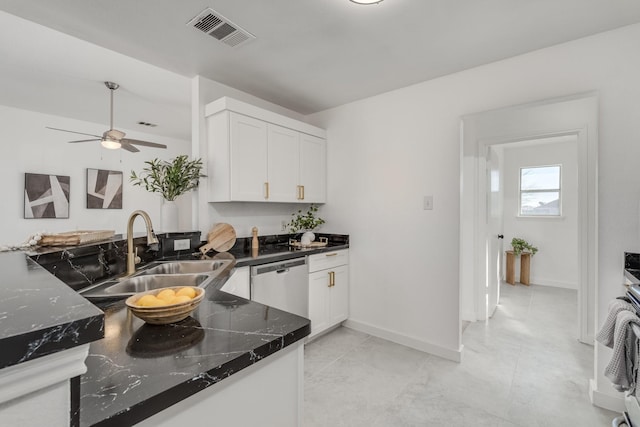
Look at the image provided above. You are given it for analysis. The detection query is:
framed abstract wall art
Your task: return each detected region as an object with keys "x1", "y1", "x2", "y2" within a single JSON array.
[
  {"x1": 24, "y1": 173, "x2": 70, "y2": 219},
  {"x1": 86, "y1": 168, "x2": 123, "y2": 209}
]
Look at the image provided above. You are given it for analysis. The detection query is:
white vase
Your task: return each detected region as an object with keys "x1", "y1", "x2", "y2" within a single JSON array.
[
  {"x1": 301, "y1": 231, "x2": 315, "y2": 247},
  {"x1": 161, "y1": 200, "x2": 179, "y2": 232}
]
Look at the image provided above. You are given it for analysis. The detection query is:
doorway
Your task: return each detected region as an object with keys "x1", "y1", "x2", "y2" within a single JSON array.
[{"x1": 459, "y1": 93, "x2": 598, "y2": 345}]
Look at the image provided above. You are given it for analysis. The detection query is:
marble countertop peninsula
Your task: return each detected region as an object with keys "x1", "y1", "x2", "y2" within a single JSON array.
[
  {"x1": 3, "y1": 232, "x2": 348, "y2": 426},
  {"x1": 0, "y1": 251, "x2": 104, "y2": 369}
]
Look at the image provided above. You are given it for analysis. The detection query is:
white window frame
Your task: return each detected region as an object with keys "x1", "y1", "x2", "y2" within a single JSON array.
[{"x1": 518, "y1": 164, "x2": 562, "y2": 217}]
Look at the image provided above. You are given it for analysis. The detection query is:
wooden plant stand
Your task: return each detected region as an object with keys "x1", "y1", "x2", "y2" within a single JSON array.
[{"x1": 505, "y1": 250, "x2": 531, "y2": 286}]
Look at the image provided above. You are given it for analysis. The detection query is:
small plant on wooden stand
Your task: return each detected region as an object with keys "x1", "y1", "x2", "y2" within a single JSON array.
[
  {"x1": 287, "y1": 204, "x2": 325, "y2": 233},
  {"x1": 511, "y1": 237, "x2": 538, "y2": 256}
]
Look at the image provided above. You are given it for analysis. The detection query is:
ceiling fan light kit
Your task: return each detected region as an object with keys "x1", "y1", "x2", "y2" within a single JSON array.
[
  {"x1": 46, "y1": 81, "x2": 167, "y2": 153},
  {"x1": 101, "y1": 139, "x2": 121, "y2": 150}
]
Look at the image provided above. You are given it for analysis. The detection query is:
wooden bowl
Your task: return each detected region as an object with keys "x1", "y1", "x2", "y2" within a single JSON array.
[{"x1": 125, "y1": 286, "x2": 205, "y2": 325}]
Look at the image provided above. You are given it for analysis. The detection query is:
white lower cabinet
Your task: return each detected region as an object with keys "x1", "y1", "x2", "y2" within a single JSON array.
[
  {"x1": 138, "y1": 341, "x2": 304, "y2": 427},
  {"x1": 220, "y1": 266, "x2": 250, "y2": 299},
  {"x1": 308, "y1": 250, "x2": 349, "y2": 339}
]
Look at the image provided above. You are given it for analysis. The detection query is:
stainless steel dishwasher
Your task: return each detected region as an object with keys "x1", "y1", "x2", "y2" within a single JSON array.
[{"x1": 250, "y1": 257, "x2": 308, "y2": 318}]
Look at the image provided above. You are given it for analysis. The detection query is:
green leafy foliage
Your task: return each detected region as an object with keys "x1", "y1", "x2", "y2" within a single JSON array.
[
  {"x1": 130, "y1": 155, "x2": 205, "y2": 201},
  {"x1": 511, "y1": 237, "x2": 538, "y2": 256},
  {"x1": 287, "y1": 204, "x2": 325, "y2": 233}
]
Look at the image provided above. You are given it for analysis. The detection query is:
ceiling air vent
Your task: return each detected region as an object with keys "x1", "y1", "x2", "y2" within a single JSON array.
[{"x1": 188, "y1": 8, "x2": 255, "y2": 48}]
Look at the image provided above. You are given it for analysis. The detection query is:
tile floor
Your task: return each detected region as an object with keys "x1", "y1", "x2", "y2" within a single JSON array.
[{"x1": 304, "y1": 282, "x2": 618, "y2": 426}]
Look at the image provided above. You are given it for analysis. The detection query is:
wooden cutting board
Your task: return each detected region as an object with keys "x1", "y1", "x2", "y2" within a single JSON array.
[
  {"x1": 199, "y1": 223, "x2": 236, "y2": 254},
  {"x1": 40, "y1": 230, "x2": 115, "y2": 246}
]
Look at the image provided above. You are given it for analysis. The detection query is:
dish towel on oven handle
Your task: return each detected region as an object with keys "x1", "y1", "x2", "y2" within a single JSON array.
[
  {"x1": 596, "y1": 299, "x2": 636, "y2": 348},
  {"x1": 603, "y1": 310, "x2": 640, "y2": 392}
]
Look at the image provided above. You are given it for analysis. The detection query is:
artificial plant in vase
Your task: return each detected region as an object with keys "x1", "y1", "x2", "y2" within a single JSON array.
[
  {"x1": 130, "y1": 155, "x2": 205, "y2": 231},
  {"x1": 510, "y1": 237, "x2": 538, "y2": 256}
]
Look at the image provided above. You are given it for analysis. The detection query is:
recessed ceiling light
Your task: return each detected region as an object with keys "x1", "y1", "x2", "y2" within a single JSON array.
[{"x1": 350, "y1": 0, "x2": 384, "y2": 4}]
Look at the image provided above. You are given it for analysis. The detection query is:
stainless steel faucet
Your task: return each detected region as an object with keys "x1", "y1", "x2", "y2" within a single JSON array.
[{"x1": 126, "y1": 210, "x2": 159, "y2": 276}]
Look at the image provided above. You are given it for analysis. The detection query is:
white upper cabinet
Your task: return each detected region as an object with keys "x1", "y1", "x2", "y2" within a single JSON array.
[
  {"x1": 206, "y1": 97, "x2": 326, "y2": 203},
  {"x1": 267, "y1": 124, "x2": 299, "y2": 202},
  {"x1": 230, "y1": 113, "x2": 268, "y2": 201},
  {"x1": 299, "y1": 133, "x2": 326, "y2": 203}
]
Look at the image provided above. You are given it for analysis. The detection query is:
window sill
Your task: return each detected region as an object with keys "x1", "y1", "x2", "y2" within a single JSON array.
[{"x1": 516, "y1": 215, "x2": 566, "y2": 220}]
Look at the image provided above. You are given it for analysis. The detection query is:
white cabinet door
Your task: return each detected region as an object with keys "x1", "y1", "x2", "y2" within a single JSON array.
[
  {"x1": 299, "y1": 133, "x2": 326, "y2": 203},
  {"x1": 308, "y1": 256, "x2": 349, "y2": 339},
  {"x1": 329, "y1": 265, "x2": 349, "y2": 325},
  {"x1": 207, "y1": 104, "x2": 326, "y2": 203},
  {"x1": 308, "y1": 270, "x2": 331, "y2": 337},
  {"x1": 230, "y1": 113, "x2": 268, "y2": 201},
  {"x1": 220, "y1": 267, "x2": 250, "y2": 299},
  {"x1": 267, "y1": 124, "x2": 299, "y2": 202}
]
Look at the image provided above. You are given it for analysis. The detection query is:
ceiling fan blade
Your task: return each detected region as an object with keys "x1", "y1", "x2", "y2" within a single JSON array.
[
  {"x1": 120, "y1": 142, "x2": 140, "y2": 153},
  {"x1": 122, "y1": 138, "x2": 167, "y2": 149},
  {"x1": 68, "y1": 139, "x2": 101, "y2": 143},
  {"x1": 46, "y1": 127, "x2": 102, "y2": 138}
]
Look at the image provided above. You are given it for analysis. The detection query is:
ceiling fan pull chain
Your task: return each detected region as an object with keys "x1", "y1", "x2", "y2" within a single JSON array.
[{"x1": 110, "y1": 86, "x2": 114, "y2": 130}]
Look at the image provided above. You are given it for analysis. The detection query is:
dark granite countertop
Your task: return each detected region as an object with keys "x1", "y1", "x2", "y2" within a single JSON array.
[
  {"x1": 625, "y1": 252, "x2": 640, "y2": 284},
  {"x1": 77, "y1": 234, "x2": 348, "y2": 426},
  {"x1": 79, "y1": 259, "x2": 311, "y2": 427},
  {"x1": 4, "y1": 232, "x2": 348, "y2": 426},
  {"x1": 0, "y1": 251, "x2": 104, "y2": 370}
]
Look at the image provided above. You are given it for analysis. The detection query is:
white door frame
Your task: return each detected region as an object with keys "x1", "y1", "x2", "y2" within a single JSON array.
[{"x1": 459, "y1": 92, "x2": 598, "y2": 344}]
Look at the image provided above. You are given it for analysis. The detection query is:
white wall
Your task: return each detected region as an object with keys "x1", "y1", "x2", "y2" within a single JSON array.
[
  {"x1": 308, "y1": 21, "x2": 640, "y2": 397},
  {"x1": 502, "y1": 138, "x2": 579, "y2": 289},
  {"x1": 0, "y1": 105, "x2": 191, "y2": 245}
]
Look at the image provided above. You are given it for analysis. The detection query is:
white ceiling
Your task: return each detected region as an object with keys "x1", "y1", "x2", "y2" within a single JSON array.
[{"x1": 1, "y1": 0, "x2": 640, "y2": 139}]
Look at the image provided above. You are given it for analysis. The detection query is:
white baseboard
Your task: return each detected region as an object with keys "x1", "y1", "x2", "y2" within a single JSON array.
[
  {"x1": 461, "y1": 310, "x2": 477, "y2": 322},
  {"x1": 589, "y1": 378, "x2": 625, "y2": 412},
  {"x1": 343, "y1": 319, "x2": 462, "y2": 363},
  {"x1": 580, "y1": 333, "x2": 595, "y2": 345},
  {"x1": 530, "y1": 278, "x2": 578, "y2": 289}
]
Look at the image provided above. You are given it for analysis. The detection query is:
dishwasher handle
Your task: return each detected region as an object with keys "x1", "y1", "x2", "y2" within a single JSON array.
[{"x1": 251, "y1": 257, "x2": 307, "y2": 276}]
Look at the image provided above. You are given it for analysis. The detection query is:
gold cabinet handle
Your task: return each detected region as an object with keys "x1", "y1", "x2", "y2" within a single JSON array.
[
  {"x1": 325, "y1": 253, "x2": 338, "y2": 257},
  {"x1": 297, "y1": 185, "x2": 302, "y2": 200},
  {"x1": 328, "y1": 271, "x2": 335, "y2": 287},
  {"x1": 301, "y1": 185, "x2": 305, "y2": 200},
  {"x1": 264, "y1": 182, "x2": 269, "y2": 199}
]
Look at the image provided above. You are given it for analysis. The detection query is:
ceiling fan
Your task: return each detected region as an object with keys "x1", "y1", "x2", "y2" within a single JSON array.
[{"x1": 47, "y1": 81, "x2": 167, "y2": 153}]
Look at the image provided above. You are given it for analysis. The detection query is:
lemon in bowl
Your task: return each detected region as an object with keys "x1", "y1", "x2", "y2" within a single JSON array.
[{"x1": 125, "y1": 286, "x2": 205, "y2": 325}]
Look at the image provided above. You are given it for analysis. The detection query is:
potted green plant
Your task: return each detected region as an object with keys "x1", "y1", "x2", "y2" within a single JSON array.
[
  {"x1": 130, "y1": 155, "x2": 205, "y2": 231},
  {"x1": 287, "y1": 204, "x2": 325, "y2": 246},
  {"x1": 510, "y1": 237, "x2": 538, "y2": 255}
]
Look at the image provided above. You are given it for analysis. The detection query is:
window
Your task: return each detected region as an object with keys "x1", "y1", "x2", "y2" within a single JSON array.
[{"x1": 519, "y1": 165, "x2": 561, "y2": 216}]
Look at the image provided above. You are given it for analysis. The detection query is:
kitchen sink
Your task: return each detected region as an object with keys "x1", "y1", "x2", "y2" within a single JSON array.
[
  {"x1": 137, "y1": 260, "x2": 232, "y2": 275},
  {"x1": 101, "y1": 273, "x2": 211, "y2": 295},
  {"x1": 79, "y1": 259, "x2": 234, "y2": 300}
]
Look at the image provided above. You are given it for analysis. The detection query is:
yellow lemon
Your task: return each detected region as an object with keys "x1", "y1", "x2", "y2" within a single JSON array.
[
  {"x1": 176, "y1": 287, "x2": 196, "y2": 299},
  {"x1": 170, "y1": 295, "x2": 192, "y2": 305},
  {"x1": 156, "y1": 289, "x2": 176, "y2": 301},
  {"x1": 137, "y1": 294, "x2": 164, "y2": 307}
]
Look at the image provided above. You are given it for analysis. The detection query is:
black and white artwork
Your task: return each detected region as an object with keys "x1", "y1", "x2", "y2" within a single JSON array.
[
  {"x1": 86, "y1": 169, "x2": 123, "y2": 209},
  {"x1": 24, "y1": 173, "x2": 70, "y2": 219}
]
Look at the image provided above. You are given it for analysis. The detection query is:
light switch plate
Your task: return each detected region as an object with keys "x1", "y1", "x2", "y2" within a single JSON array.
[
  {"x1": 423, "y1": 195, "x2": 433, "y2": 210},
  {"x1": 173, "y1": 239, "x2": 191, "y2": 251}
]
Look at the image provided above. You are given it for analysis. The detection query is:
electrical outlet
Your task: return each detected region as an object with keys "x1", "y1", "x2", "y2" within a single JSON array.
[
  {"x1": 281, "y1": 220, "x2": 288, "y2": 232},
  {"x1": 423, "y1": 195, "x2": 434, "y2": 210},
  {"x1": 173, "y1": 239, "x2": 190, "y2": 251}
]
